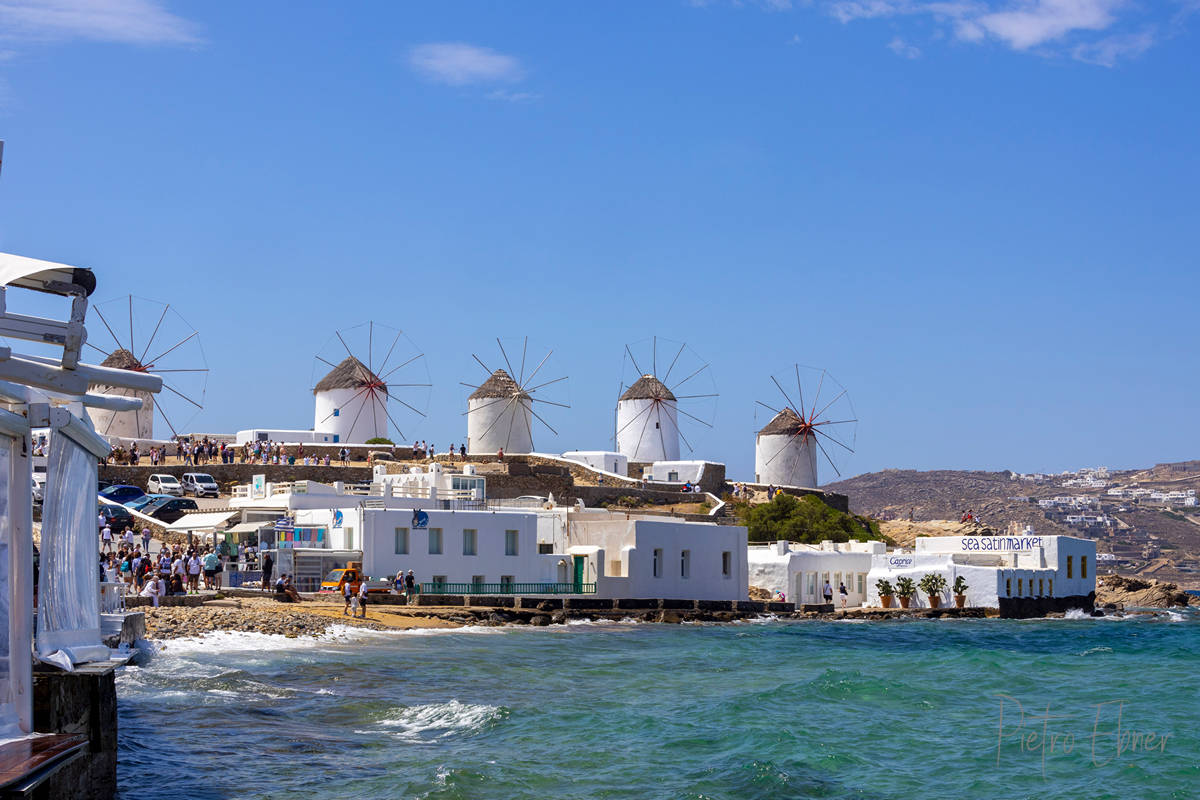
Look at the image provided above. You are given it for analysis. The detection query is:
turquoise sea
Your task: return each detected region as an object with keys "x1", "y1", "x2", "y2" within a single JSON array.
[{"x1": 116, "y1": 611, "x2": 1200, "y2": 799}]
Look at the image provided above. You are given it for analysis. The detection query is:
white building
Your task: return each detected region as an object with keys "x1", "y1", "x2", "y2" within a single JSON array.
[
  {"x1": 236, "y1": 428, "x2": 339, "y2": 445},
  {"x1": 229, "y1": 468, "x2": 747, "y2": 601},
  {"x1": 643, "y1": 460, "x2": 709, "y2": 485},
  {"x1": 616, "y1": 375, "x2": 679, "y2": 463},
  {"x1": 562, "y1": 450, "x2": 628, "y2": 477},
  {"x1": 754, "y1": 408, "x2": 817, "y2": 488},
  {"x1": 864, "y1": 532, "x2": 1097, "y2": 610},
  {"x1": 748, "y1": 539, "x2": 888, "y2": 606},
  {"x1": 467, "y1": 369, "x2": 533, "y2": 455},
  {"x1": 312, "y1": 356, "x2": 388, "y2": 444}
]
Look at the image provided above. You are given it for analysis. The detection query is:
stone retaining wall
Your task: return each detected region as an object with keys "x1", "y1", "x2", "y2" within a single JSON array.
[{"x1": 99, "y1": 463, "x2": 373, "y2": 492}]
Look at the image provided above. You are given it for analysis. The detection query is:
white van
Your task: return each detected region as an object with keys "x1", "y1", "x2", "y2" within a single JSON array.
[
  {"x1": 147, "y1": 474, "x2": 183, "y2": 496},
  {"x1": 181, "y1": 473, "x2": 220, "y2": 498}
]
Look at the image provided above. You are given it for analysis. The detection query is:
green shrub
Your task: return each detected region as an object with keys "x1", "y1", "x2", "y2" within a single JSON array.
[
  {"x1": 952, "y1": 576, "x2": 969, "y2": 596},
  {"x1": 875, "y1": 578, "x2": 895, "y2": 597},
  {"x1": 365, "y1": 437, "x2": 394, "y2": 445},
  {"x1": 895, "y1": 577, "x2": 916, "y2": 598},
  {"x1": 734, "y1": 492, "x2": 882, "y2": 544},
  {"x1": 919, "y1": 573, "x2": 947, "y2": 597}
]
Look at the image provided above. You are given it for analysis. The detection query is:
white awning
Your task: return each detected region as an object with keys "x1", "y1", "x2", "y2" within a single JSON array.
[
  {"x1": 164, "y1": 511, "x2": 238, "y2": 532},
  {"x1": 0, "y1": 251, "x2": 95, "y2": 296},
  {"x1": 226, "y1": 522, "x2": 270, "y2": 535}
]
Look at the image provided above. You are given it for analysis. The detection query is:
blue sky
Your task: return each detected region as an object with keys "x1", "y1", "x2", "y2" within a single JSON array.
[{"x1": 0, "y1": 0, "x2": 1197, "y2": 482}]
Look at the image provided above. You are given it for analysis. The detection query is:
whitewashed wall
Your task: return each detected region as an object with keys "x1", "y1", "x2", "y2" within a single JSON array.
[
  {"x1": 754, "y1": 432, "x2": 818, "y2": 488},
  {"x1": 467, "y1": 396, "x2": 533, "y2": 455},
  {"x1": 314, "y1": 387, "x2": 388, "y2": 444},
  {"x1": 616, "y1": 398, "x2": 679, "y2": 462}
]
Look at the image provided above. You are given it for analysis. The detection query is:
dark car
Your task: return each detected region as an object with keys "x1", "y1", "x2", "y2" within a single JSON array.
[
  {"x1": 142, "y1": 497, "x2": 199, "y2": 524},
  {"x1": 126, "y1": 494, "x2": 172, "y2": 513},
  {"x1": 98, "y1": 504, "x2": 135, "y2": 529},
  {"x1": 99, "y1": 485, "x2": 146, "y2": 504}
]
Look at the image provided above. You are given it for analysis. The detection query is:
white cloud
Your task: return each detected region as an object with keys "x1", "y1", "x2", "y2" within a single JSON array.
[
  {"x1": 1071, "y1": 28, "x2": 1154, "y2": 65},
  {"x1": 977, "y1": 0, "x2": 1125, "y2": 49},
  {"x1": 409, "y1": 42, "x2": 524, "y2": 85},
  {"x1": 821, "y1": 0, "x2": 1160, "y2": 64},
  {"x1": 887, "y1": 35, "x2": 922, "y2": 56},
  {"x1": 0, "y1": 0, "x2": 199, "y2": 45}
]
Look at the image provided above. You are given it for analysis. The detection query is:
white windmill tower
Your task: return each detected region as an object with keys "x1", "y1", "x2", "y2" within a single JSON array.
[
  {"x1": 754, "y1": 365, "x2": 857, "y2": 488},
  {"x1": 312, "y1": 322, "x2": 430, "y2": 444},
  {"x1": 85, "y1": 295, "x2": 208, "y2": 442},
  {"x1": 463, "y1": 338, "x2": 568, "y2": 455},
  {"x1": 615, "y1": 336, "x2": 717, "y2": 463}
]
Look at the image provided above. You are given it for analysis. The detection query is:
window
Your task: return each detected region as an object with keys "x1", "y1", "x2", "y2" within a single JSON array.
[
  {"x1": 722, "y1": 551, "x2": 732, "y2": 578},
  {"x1": 1018, "y1": 578, "x2": 1023, "y2": 596},
  {"x1": 610, "y1": 560, "x2": 623, "y2": 577},
  {"x1": 857, "y1": 573, "x2": 865, "y2": 595},
  {"x1": 1081, "y1": 556, "x2": 1088, "y2": 579},
  {"x1": 807, "y1": 573, "x2": 816, "y2": 598},
  {"x1": 1006, "y1": 578, "x2": 1011, "y2": 596},
  {"x1": 538, "y1": 543, "x2": 553, "y2": 554},
  {"x1": 1038, "y1": 578, "x2": 1044, "y2": 596},
  {"x1": 432, "y1": 575, "x2": 447, "y2": 586},
  {"x1": 428, "y1": 528, "x2": 443, "y2": 555},
  {"x1": 653, "y1": 548, "x2": 663, "y2": 578},
  {"x1": 1067, "y1": 556, "x2": 1074, "y2": 579},
  {"x1": 332, "y1": 408, "x2": 339, "y2": 417},
  {"x1": 504, "y1": 530, "x2": 519, "y2": 556},
  {"x1": 472, "y1": 575, "x2": 485, "y2": 587},
  {"x1": 1048, "y1": 578, "x2": 1053, "y2": 595},
  {"x1": 462, "y1": 529, "x2": 477, "y2": 556},
  {"x1": 394, "y1": 527, "x2": 408, "y2": 555},
  {"x1": 344, "y1": 527, "x2": 354, "y2": 550},
  {"x1": 681, "y1": 549, "x2": 691, "y2": 579},
  {"x1": 500, "y1": 575, "x2": 514, "y2": 588}
]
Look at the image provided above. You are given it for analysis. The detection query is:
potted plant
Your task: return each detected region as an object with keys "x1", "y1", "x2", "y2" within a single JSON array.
[
  {"x1": 919, "y1": 573, "x2": 947, "y2": 609},
  {"x1": 876, "y1": 578, "x2": 895, "y2": 609},
  {"x1": 895, "y1": 577, "x2": 916, "y2": 609},
  {"x1": 952, "y1": 575, "x2": 969, "y2": 608}
]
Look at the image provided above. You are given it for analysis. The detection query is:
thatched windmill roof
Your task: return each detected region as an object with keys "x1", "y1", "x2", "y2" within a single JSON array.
[
  {"x1": 100, "y1": 348, "x2": 143, "y2": 370},
  {"x1": 758, "y1": 407, "x2": 807, "y2": 436},
  {"x1": 619, "y1": 374, "x2": 675, "y2": 402},
  {"x1": 313, "y1": 356, "x2": 385, "y2": 395},
  {"x1": 469, "y1": 369, "x2": 529, "y2": 401}
]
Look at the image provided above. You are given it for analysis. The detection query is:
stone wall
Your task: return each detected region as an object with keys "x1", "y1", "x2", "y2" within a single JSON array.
[
  {"x1": 100, "y1": 463, "x2": 373, "y2": 492},
  {"x1": 33, "y1": 663, "x2": 118, "y2": 800}
]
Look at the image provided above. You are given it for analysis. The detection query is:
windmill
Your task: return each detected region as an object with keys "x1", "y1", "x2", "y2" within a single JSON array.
[
  {"x1": 84, "y1": 295, "x2": 208, "y2": 441},
  {"x1": 462, "y1": 337, "x2": 568, "y2": 455},
  {"x1": 615, "y1": 336, "x2": 717, "y2": 463},
  {"x1": 754, "y1": 365, "x2": 857, "y2": 488},
  {"x1": 312, "y1": 322, "x2": 430, "y2": 444}
]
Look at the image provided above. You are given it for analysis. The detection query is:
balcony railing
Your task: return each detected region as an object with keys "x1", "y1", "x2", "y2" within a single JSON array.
[{"x1": 420, "y1": 582, "x2": 596, "y2": 595}]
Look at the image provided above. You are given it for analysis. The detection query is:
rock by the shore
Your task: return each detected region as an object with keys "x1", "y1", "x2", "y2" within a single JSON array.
[
  {"x1": 1096, "y1": 574, "x2": 1193, "y2": 609},
  {"x1": 142, "y1": 603, "x2": 386, "y2": 640}
]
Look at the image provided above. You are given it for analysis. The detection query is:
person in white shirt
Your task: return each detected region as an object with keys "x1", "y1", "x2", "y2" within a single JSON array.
[
  {"x1": 356, "y1": 580, "x2": 370, "y2": 619},
  {"x1": 122, "y1": 528, "x2": 134, "y2": 548},
  {"x1": 187, "y1": 554, "x2": 202, "y2": 593},
  {"x1": 140, "y1": 575, "x2": 164, "y2": 607},
  {"x1": 101, "y1": 525, "x2": 113, "y2": 553}
]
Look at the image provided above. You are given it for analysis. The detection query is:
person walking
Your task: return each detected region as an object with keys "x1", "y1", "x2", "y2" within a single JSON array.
[
  {"x1": 101, "y1": 524, "x2": 113, "y2": 553},
  {"x1": 187, "y1": 552, "x2": 202, "y2": 594},
  {"x1": 141, "y1": 526, "x2": 152, "y2": 554},
  {"x1": 342, "y1": 579, "x2": 353, "y2": 616},
  {"x1": 356, "y1": 580, "x2": 369, "y2": 619},
  {"x1": 822, "y1": 580, "x2": 834, "y2": 606},
  {"x1": 404, "y1": 570, "x2": 416, "y2": 605},
  {"x1": 839, "y1": 582, "x2": 848, "y2": 608},
  {"x1": 261, "y1": 552, "x2": 274, "y2": 592}
]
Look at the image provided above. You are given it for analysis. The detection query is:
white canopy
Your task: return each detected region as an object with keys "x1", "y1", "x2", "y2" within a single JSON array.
[
  {"x1": 0, "y1": 251, "x2": 94, "y2": 296},
  {"x1": 164, "y1": 511, "x2": 237, "y2": 533}
]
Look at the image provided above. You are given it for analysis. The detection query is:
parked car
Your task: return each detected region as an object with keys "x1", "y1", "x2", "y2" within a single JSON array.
[
  {"x1": 146, "y1": 474, "x2": 183, "y2": 496},
  {"x1": 180, "y1": 473, "x2": 220, "y2": 498},
  {"x1": 98, "y1": 504, "x2": 135, "y2": 529},
  {"x1": 141, "y1": 496, "x2": 199, "y2": 524},
  {"x1": 99, "y1": 484, "x2": 146, "y2": 504},
  {"x1": 31, "y1": 474, "x2": 45, "y2": 505},
  {"x1": 97, "y1": 479, "x2": 113, "y2": 492},
  {"x1": 126, "y1": 493, "x2": 172, "y2": 513}
]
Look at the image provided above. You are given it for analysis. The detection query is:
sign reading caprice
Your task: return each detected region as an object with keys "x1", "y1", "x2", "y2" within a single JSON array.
[
  {"x1": 959, "y1": 536, "x2": 1044, "y2": 552},
  {"x1": 887, "y1": 556, "x2": 914, "y2": 569}
]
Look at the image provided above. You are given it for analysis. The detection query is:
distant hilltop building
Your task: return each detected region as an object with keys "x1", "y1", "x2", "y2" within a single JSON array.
[
  {"x1": 467, "y1": 369, "x2": 533, "y2": 455},
  {"x1": 313, "y1": 356, "x2": 388, "y2": 444},
  {"x1": 616, "y1": 375, "x2": 679, "y2": 463}
]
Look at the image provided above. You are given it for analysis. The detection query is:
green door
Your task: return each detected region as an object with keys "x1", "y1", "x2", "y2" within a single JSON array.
[{"x1": 572, "y1": 555, "x2": 585, "y2": 591}]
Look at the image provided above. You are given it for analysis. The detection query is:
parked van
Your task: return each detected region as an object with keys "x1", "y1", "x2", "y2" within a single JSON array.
[
  {"x1": 181, "y1": 473, "x2": 220, "y2": 498},
  {"x1": 147, "y1": 474, "x2": 183, "y2": 496}
]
